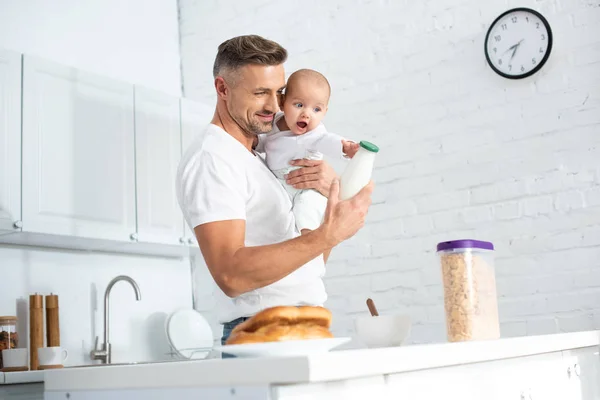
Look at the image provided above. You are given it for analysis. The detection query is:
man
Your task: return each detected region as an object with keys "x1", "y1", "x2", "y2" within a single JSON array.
[{"x1": 175, "y1": 35, "x2": 373, "y2": 346}]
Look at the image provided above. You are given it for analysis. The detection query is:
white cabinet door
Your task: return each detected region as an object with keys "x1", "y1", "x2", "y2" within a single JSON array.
[
  {"x1": 21, "y1": 55, "x2": 136, "y2": 241},
  {"x1": 180, "y1": 97, "x2": 213, "y2": 246},
  {"x1": 0, "y1": 49, "x2": 22, "y2": 234},
  {"x1": 134, "y1": 86, "x2": 183, "y2": 245}
]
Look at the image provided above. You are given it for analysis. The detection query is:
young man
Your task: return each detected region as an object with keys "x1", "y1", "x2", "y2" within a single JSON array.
[{"x1": 175, "y1": 35, "x2": 373, "y2": 347}]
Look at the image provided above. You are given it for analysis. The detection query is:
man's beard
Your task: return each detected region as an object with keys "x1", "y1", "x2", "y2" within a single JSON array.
[
  {"x1": 229, "y1": 105, "x2": 274, "y2": 136},
  {"x1": 247, "y1": 117, "x2": 274, "y2": 135}
]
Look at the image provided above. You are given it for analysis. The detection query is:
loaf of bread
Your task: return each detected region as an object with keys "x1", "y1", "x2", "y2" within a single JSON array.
[{"x1": 226, "y1": 305, "x2": 334, "y2": 345}]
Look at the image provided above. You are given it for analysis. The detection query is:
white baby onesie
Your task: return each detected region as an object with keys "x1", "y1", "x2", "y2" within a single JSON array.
[{"x1": 256, "y1": 112, "x2": 348, "y2": 231}]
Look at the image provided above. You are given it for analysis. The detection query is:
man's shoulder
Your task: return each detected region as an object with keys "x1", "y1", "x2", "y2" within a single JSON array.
[
  {"x1": 177, "y1": 125, "x2": 246, "y2": 184},
  {"x1": 182, "y1": 124, "x2": 240, "y2": 162}
]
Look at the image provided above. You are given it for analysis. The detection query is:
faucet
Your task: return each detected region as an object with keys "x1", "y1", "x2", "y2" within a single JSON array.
[{"x1": 91, "y1": 275, "x2": 142, "y2": 364}]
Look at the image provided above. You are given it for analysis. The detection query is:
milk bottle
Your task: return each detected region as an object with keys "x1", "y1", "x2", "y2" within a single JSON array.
[{"x1": 339, "y1": 140, "x2": 379, "y2": 201}]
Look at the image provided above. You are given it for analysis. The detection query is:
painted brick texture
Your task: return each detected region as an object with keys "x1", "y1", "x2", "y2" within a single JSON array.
[{"x1": 179, "y1": 0, "x2": 600, "y2": 344}]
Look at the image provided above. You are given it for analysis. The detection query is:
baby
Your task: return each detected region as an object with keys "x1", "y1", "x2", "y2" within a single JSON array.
[{"x1": 255, "y1": 69, "x2": 358, "y2": 235}]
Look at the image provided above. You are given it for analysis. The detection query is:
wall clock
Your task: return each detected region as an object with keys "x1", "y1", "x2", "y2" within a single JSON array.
[{"x1": 484, "y1": 7, "x2": 553, "y2": 79}]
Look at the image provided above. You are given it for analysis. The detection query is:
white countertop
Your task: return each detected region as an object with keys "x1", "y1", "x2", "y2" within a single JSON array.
[
  {"x1": 44, "y1": 330, "x2": 600, "y2": 392},
  {"x1": 0, "y1": 370, "x2": 44, "y2": 385}
]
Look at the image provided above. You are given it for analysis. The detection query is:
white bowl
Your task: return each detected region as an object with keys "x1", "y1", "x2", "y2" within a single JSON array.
[{"x1": 354, "y1": 314, "x2": 411, "y2": 348}]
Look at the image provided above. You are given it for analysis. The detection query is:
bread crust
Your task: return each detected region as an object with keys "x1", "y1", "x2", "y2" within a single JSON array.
[
  {"x1": 226, "y1": 323, "x2": 333, "y2": 345},
  {"x1": 225, "y1": 306, "x2": 334, "y2": 345},
  {"x1": 231, "y1": 306, "x2": 332, "y2": 335}
]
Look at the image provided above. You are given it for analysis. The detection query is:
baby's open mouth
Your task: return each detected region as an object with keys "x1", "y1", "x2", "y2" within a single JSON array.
[{"x1": 296, "y1": 121, "x2": 307, "y2": 129}]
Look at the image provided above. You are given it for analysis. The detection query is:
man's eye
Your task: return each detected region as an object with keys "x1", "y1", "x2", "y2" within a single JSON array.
[{"x1": 255, "y1": 92, "x2": 266, "y2": 96}]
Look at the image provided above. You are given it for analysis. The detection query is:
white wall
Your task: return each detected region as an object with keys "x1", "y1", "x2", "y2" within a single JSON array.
[
  {"x1": 0, "y1": 1, "x2": 200, "y2": 366},
  {"x1": 0, "y1": 0, "x2": 182, "y2": 95},
  {"x1": 179, "y1": 0, "x2": 600, "y2": 344},
  {"x1": 0, "y1": 246, "x2": 193, "y2": 365}
]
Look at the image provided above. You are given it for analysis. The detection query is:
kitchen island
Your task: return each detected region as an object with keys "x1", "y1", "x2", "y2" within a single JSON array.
[{"x1": 40, "y1": 330, "x2": 600, "y2": 399}]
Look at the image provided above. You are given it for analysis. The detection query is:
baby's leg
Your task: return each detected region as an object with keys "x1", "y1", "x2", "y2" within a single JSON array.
[{"x1": 293, "y1": 189, "x2": 328, "y2": 234}]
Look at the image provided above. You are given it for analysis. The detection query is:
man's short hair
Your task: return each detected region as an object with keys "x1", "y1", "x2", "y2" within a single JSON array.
[{"x1": 213, "y1": 35, "x2": 288, "y2": 79}]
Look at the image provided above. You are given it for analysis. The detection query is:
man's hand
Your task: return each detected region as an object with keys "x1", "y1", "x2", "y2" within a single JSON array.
[
  {"x1": 286, "y1": 159, "x2": 338, "y2": 197},
  {"x1": 342, "y1": 140, "x2": 360, "y2": 158},
  {"x1": 318, "y1": 179, "x2": 374, "y2": 246}
]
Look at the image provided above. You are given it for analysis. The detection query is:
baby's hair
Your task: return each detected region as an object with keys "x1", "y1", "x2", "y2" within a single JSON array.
[{"x1": 286, "y1": 69, "x2": 331, "y2": 100}]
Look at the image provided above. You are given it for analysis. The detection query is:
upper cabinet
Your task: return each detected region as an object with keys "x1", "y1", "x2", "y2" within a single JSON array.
[
  {"x1": 0, "y1": 49, "x2": 213, "y2": 257},
  {"x1": 134, "y1": 86, "x2": 183, "y2": 246},
  {"x1": 180, "y1": 97, "x2": 213, "y2": 247},
  {"x1": 0, "y1": 49, "x2": 22, "y2": 235},
  {"x1": 21, "y1": 55, "x2": 137, "y2": 242}
]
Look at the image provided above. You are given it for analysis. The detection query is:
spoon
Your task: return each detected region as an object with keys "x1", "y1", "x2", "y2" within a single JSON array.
[{"x1": 366, "y1": 298, "x2": 379, "y2": 317}]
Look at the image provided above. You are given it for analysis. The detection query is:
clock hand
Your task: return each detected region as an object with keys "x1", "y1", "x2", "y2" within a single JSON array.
[
  {"x1": 510, "y1": 39, "x2": 525, "y2": 60},
  {"x1": 503, "y1": 39, "x2": 525, "y2": 56},
  {"x1": 503, "y1": 43, "x2": 519, "y2": 55}
]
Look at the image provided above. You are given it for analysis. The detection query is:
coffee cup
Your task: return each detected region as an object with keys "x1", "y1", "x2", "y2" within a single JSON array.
[
  {"x1": 1, "y1": 348, "x2": 28, "y2": 368},
  {"x1": 37, "y1": 347, "x2": 68, "y2": 366}
]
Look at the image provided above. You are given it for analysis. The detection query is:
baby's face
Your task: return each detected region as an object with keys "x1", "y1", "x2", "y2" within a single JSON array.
[{"x1": 282, "y1": 81, "x2": 329, "y2": 135}]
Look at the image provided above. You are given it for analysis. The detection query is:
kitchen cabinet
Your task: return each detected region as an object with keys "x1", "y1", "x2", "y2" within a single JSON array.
[
  {"x1": 21, "y1": 55, "x2": 137, "y2": 242},
  {"x1": 0, "y1": 49, "x2": 214, "y2": 257},
  {"x1": 43, "y1": 331, "x2": 600, "y2": 400},
  {"x1": 134, "y1": 86, "x2": 183, "y2": 246},
  {"x1": 180, "y1": 97, "x2": 213, "y2": 247},
  {"x1": 0, "y1": 49, "x2": 22, "y2": 235}
]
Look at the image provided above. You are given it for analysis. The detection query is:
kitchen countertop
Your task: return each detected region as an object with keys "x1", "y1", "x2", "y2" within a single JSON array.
[
  {"x1": 44, "y1": 330, "x2": 600, "y2": 392},
  {"x1": 0, "y1": 370, "x2": 44, "y2": 385}
]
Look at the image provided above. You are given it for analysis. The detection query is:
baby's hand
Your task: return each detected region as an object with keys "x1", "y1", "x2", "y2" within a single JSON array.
[{"x1": 342, "y1": 140, "x2": 360, "y2": 158}]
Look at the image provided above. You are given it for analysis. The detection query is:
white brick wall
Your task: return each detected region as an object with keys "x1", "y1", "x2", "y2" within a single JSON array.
[{"x1": 178, "y1": 0, "x2": 600, "y2": 344}]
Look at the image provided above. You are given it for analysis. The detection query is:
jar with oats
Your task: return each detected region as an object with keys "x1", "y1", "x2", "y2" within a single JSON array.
[{"x1": 437, "y1": 240, "x2": 500, "y2": 342}]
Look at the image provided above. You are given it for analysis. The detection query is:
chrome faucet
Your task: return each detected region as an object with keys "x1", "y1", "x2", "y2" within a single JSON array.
[{"x1": 91, "y1": 275, "x2": 142, "y2": 364}]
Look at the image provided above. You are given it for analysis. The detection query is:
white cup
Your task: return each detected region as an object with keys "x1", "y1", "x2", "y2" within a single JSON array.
[
  {"x1": 37, "y1": 347, "x2": 68, "y2": 366},
  {"x1": 2, "y1": 348, "x2": 28, "y2": 368}
]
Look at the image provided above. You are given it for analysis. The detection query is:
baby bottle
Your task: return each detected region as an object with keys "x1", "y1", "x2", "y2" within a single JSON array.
[{"x1": 339, "y1": 140, "x2": 379, "y2": 201}]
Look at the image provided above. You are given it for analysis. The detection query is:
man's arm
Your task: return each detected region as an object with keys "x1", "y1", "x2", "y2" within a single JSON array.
[
  {"x1": 195, "y1": 179, "x2": 373, "y2": 298},
  {"x1": 196, "y1": 220, "x2": 331, "y2": 298},
  {"x1": 285, "y1": 159, "x2": 338, "y2": 197}
]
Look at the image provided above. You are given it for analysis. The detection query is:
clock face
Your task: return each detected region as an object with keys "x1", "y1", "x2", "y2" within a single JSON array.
[{"x1": 485, "y1": 8, "x2": 553, "y2": 79}]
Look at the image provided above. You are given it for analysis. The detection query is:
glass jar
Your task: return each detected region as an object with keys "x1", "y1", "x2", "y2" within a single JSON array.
[
  {"x1": 0, "y1": 316, "x2": 18, "y2": 369},
  {"x1": 437, "y1": 240, "x2": 500, "y2": 342}
]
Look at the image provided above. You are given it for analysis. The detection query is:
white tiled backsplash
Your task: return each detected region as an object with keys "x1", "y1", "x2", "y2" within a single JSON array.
[{"x1": 0, "y1": 245, "x2": 194, "y2": 366}]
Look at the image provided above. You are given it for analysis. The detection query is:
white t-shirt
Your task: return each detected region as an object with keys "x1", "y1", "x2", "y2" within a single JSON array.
[
  {"x1": 175, "y1": 124, "x2": 327, "y2": 324},
  {"x1": 256, "y1": 112, "x2": 347, "y2": 173}
]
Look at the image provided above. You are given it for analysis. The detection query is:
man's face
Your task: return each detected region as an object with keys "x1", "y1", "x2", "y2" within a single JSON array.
[{"x1": 225, "y1": 64, "x2": 286, "y2": 136}]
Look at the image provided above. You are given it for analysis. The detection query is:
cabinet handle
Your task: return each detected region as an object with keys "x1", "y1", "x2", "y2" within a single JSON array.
[
  {"x1": 179, "y1": 237, "x2": 186, "y2": 244},
  {"x1": 13, "y1": 220, "x2": 23, "y2": 229},
  {"x1": 188, "y1": 238, "x2": 194, "y2": 245},
  {"x1": 130, "y1": 233, "x2": 138, "y2": 241}
]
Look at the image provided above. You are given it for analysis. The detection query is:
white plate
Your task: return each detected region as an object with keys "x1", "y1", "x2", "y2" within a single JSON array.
[
  {"x1": 165, "y1": 309, "x2": 214, "y2": 359},
  {"x1": 214, "y1": 337, "x2": 351, "y2": 358}
]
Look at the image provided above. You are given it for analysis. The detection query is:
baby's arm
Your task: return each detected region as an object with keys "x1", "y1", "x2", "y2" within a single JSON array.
[
  {"x1": 314, "y1": 131, "x2": 359, "y2": 160},
  {"x1": 342, "y1": 140, "x2": 360, "y2": 158}
]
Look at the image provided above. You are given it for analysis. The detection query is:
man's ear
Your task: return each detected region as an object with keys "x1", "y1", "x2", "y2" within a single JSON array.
[
  {"x1": 278, "y1": 93, "x2": 285, "y2": 109},
  {"x1": 214, "y1": 76, "x2": 228, "y2": 99}
]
